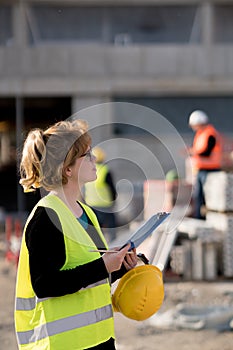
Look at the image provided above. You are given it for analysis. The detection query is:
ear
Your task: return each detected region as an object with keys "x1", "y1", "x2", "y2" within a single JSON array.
[{"x1": 65, "y1": 166, "x2": 72, "y2": 178}]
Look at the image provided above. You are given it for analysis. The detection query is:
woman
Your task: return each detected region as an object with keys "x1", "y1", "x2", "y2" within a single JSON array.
[{"x1": 15, "y1": 120, "x2": 137, "y2": 350}]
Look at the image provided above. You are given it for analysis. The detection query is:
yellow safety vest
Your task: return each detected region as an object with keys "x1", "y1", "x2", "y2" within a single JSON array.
[
  {"x1": 15, "y1": 195, "x2": 115, "y2": 350},
  {"x1": 85, "y1": 164, "x2": 113, "y2": 208}
]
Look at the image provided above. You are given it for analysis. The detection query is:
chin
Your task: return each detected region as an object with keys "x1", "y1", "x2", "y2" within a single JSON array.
[{"x1": 87, "y1": 175, "x2": 97, "y2": 183}]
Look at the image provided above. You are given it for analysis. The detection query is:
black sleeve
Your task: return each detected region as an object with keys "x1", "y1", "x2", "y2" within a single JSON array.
[
  {"x1": 25, "y1": 206, "x2": 109, "y2": 298},
  {"x1": 198, "y1": 135, "x2": 216, "y2": 156},
  {"x1": 111, "y1": 265, "x2": 128, "y2": 283},
  {"x1": 105, "y1": 172, "x2": 117, "y2": 201}
]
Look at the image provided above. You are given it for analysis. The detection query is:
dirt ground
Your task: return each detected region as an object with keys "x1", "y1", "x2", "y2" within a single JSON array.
[
  {"x1": 114, "y1": 280, "x2": 233, "y2": 350},
  {"x1": 1, "y1": 244, "x2": 233, "y2": 350}
]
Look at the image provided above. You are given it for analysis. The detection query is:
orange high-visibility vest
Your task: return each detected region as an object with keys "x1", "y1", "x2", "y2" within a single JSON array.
[{"x1": 192, "y1": 124, "x2": 222, "y2": 170}]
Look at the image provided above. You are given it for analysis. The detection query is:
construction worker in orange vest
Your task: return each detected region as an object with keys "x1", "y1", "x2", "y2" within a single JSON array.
[{"x1": 188, "y1": 110, "x2": 222, "y2": 219}]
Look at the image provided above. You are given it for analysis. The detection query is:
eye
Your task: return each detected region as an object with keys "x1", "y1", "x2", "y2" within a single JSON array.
[{"x1": 80, "y1": 148, "x2": 94, "y2": 161}]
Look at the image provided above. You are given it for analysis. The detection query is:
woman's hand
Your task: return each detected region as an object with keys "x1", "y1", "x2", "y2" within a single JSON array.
[
  {"x1": 102, "y1": 244, "x2": 135, "y2": 273},
  {"x1": 123, "y1": 248, "x2": 137, "y2": 271}
]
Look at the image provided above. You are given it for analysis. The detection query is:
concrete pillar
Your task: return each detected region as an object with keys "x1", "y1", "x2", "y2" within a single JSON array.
[
  {"x1": 12, "y1": 2, "x2": 28, "y2": 47},
  {"x1": 200, "y1": 2, "x2": 214, "y2": 77},
  {"x1": 202, "y1": 2, "x2": 214, "y2": 46}
]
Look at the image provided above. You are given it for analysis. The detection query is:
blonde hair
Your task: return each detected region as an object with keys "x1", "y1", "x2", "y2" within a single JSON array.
[{"x1": 19, "y1": 120, "x2": 91, "y2": 192}]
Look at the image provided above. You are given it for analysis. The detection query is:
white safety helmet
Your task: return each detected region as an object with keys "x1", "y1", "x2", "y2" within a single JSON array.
[{"x1": 189, "y1": 110, "x2": 209, "y2": 126}]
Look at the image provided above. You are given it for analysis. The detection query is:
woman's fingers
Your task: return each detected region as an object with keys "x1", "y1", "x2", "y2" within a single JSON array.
[
  {"x1": 102, "y1": 244, "x2": 131, "y2": 273},
  {"x1": 123, "y1": 248, "x2": 137, "y2": 271}
]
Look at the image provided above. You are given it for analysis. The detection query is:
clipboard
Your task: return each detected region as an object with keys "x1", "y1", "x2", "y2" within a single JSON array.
[{"x1": 121, "y1": 212, "x2": 170, "y2": 251}]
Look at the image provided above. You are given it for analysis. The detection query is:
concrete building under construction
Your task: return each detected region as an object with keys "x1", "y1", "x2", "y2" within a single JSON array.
[{"x1": 1, "y1": 0, "x2": 233, "y2": 212}]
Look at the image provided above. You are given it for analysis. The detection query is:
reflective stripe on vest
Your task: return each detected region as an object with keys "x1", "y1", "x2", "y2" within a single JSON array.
[
  {"x1": 17, "y1": 304, "x2": 113, "y2": 345},
  {"x1": 85, "y1": 163, "x2": 113, "y2": 207},
  {"x1": 16, "y1": 296, "x2": 36, "y2": 311},
  {"x1": 192, "y1": 124, "x2": 222, "y2": 170},
  {"x1": 16, "y1": 279, "x2": 108, "y2": 311},
  {"x1": 15, "y1": 195, "x2": 114, "y2": 349}
]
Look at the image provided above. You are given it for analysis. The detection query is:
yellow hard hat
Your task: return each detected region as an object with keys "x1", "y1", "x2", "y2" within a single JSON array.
[
  {"x1": 93, "y1": 147, "x2": 106, "y2": 163},
  {"x1": 112, "y1": 265, "x2": 164, "y2": 321}
]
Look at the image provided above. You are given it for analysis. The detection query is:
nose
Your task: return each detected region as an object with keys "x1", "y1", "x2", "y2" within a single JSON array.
[{"x1": 91, "y1": 153, "x2": 97, "y2": 162}]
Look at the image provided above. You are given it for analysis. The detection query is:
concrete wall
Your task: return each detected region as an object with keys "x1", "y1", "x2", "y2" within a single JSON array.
[
  {"x1": 1, "y1": 44, "x2": 233, "y2": 95},
  {"x1": 1, "y1": 1, "x2": 233, "y2": 96},
  {"x1": 1, "y1": 0, "x2": 233, "y2": 191}
]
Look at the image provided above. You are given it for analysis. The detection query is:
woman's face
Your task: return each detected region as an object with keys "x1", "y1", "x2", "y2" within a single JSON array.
[{"x1": 67, "y1": 147, "x2": 97, "y2": 186}]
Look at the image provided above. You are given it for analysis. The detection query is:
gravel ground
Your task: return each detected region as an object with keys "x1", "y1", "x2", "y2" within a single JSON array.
[
  {"x1": 1, "y1": 239, "x2": 233, "y2": 350},
  {"x1": 114, "y1": 280, "x2": 233, "y2": 350}
]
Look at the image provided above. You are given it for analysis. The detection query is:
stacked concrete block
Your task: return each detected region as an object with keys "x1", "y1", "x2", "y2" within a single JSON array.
[
  {"x1": 203, "y1": 241, "x2": 219, "y2": 280},
  {"x1": 170, "y1": 239, "x2": 220, "y2": 281},
  {"x1": 170, "y1": 240, "x2": 193, "y2": 280},
  {"x1": 174, "y1": 218, "x2": 221, "y2": 280},
  {"x1": 178, "y1": 217, "x2": 217, "y2": 239},
  {"x1": 204, "y1": 171, "x2": 233, "y2": 278},
  {"x1": 204, "y1": 171, "x2": 233, "y2": 212},
  {"x1": 206, "y1": 211, "x2": 233, "y2": 277},
  {"x1": 206, "y1": 211, "x2": 233, "y2": 231},
  {"x1": 223, "y1": 234, "x2": 233, "y2": 277},
  {"x1": 170, "y1": 246, "x2": 186, "y2": 276}
]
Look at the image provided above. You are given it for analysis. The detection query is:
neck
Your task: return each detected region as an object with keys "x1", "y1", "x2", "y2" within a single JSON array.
[{"x1": 50, "y1": 185, "x2": 83, "y2": 217}]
